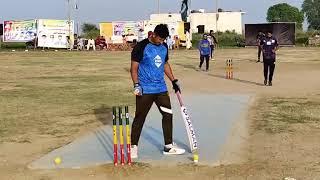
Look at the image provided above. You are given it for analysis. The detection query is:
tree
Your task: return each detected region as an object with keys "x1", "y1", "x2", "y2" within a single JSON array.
[
  {"x1": 81, "y1": 23, "x2": 100, "y2": 39},
  {"x1": 302, "y1": 0, "x2": 320, "y2": 30},
  {"x1": 267, "y1": 3, "x2": 304, "y2": 29}
]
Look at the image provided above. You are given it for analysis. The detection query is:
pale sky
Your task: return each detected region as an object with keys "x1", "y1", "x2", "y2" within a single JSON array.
[{"x1": 0, "y1": 0, "x2": 305, "y2": 27}]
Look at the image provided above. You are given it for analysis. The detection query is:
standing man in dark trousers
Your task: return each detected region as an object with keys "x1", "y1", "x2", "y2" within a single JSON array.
[
  {"x1": 260, "y1": 30, "x2": 278, "y2": 86},
  {"x1": 130, "y1": 24, "x2": 185, "y2": 159},
  {"x1": 198, "y1": 34, "x2": 211, "y2": 71},
  {"x1": 208, "y1": 30, "x2": 218, "y2": 60},
  {"x1": 256, "y1": 31, "x2": 265, "y2": 62}
]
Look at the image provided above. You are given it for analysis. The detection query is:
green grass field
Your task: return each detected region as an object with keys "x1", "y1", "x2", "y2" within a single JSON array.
[
  {"x1": 0, "y1": 51, "x2": 136, "y2": 142},
  {"x1": 1, "y1": 48, "x2": 320, "y2": 179},
  {"x1": 0, "y1": 50, "x2": 204, "y2": 143},
  {"x1": 1, "y1": 48, "x2": 320, "y2": 143}
]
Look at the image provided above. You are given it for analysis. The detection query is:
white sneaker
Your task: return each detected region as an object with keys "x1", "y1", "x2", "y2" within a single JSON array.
[
  {"x1": 163, "y1": 143, "x2": 185, "y2": 155},
  {"x1": 131, "y1": 145, "x2": 138, "y2": 159}
]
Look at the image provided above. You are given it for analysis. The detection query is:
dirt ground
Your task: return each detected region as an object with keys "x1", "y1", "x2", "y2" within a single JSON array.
[{"x1": 0, "y1": 47, "x2": 320, "y2": 180}]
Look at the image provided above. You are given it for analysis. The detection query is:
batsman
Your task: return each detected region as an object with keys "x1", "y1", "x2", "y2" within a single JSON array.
[{"x1": 129, "y1": 24, "x2": 185, "y2": 159}]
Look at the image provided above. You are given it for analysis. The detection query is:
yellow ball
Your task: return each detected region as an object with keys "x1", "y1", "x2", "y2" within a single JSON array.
[
  {"x1": 54, "y1": 157, "x2": 62, "y2": 165},
  {"x1": 193, "y1": 154, "x2": 199, "y2": 163}
]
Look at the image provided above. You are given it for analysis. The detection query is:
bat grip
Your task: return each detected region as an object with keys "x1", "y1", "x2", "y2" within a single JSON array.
[{"x1": 176, "y1": 92, "x2": 184, "y2": 106}]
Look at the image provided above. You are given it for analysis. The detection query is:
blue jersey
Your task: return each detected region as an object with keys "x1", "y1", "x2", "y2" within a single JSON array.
[
  {"x1": 198, "y1": 39, "x2": 211, "y2": 56},
  {"x1": 131, "y1": 39, "x2": 169, "y2": 94}
]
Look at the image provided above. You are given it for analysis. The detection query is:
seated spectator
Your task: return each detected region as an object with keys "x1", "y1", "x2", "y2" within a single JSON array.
[
  {"x1": 77, "y1": 37, "x2": 84, "y2": 50},
  {"x1": 122, "y1": 35, "x2": 128, "y2": 44},
  {"x1": 99, "y1": 36, "x2": 108, "y2": 49},
  {"x1": 87, "y1": 38, "x2": 96, "y2": 51}
]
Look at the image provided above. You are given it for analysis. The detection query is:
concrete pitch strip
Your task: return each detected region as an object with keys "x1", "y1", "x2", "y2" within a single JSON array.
[{"x1": 29, "y1": 94, "x2": 252, "y2": 169}]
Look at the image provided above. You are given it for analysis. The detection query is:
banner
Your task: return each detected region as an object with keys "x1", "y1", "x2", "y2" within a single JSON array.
[
  {"x1": 100, "y1": 22, "x2": 113, "y2": 39},
  {"x1": 3, "y1": 20, "x2": 37, "y2": 42},
  {"x1": 112, "y1": 21, "x2": 144, "y2": 36},
  {"x1": 37, "y1": 19, "x2": 74, "y2": 48},
  {"x1": 144, "y1": 21, "x2": 183, "y2": 39}
]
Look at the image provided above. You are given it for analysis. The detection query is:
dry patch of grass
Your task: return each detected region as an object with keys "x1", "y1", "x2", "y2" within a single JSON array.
[{"x1": 255, "y1": 96, "x2": 320, "y2": 133}]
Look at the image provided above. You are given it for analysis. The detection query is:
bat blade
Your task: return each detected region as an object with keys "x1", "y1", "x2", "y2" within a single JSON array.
[{"x1": 176, "y1": 92, "x2": 198, "y2": 153}]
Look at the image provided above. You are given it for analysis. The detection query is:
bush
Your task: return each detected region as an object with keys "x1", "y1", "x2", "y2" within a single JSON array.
[
  {"x1": 83, "y1": 29, "x2": 100, "y2": 39},
  {"x1": 0, "y1": 42, "x2": 26, "y2": 49},
  {"x1": 295, "y1": 30, "x2": 320, "y2": 46},
  {"x1": 192, "y1": 31, "x2": 245, "y2": 48}
]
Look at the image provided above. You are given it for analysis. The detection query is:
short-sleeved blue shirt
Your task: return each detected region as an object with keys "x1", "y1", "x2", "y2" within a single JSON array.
[{"x1": 131, "y1": 39, "x2": 169, "y2": 94}]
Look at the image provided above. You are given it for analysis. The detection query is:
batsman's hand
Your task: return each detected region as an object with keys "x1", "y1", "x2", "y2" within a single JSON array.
[
  {"x1": 134, "y1": 83, "x2": 143, "y2": 96},
  {"x1": 172, "y1": 79, "x2": 181, "y2": 93}
]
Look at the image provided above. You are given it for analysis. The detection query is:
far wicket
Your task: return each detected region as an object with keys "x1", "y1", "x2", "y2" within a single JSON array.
[{"x1": 226, "y1": 59, "x2": 233, "y2": 79}]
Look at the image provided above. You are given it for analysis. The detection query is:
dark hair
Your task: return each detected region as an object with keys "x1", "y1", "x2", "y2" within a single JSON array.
[
  {"x1": 267, "y1": 30, "x2": 273, "y2": 34},
  {"x1": 154, "y1": 24, "x2": 169, "y2": 39}
]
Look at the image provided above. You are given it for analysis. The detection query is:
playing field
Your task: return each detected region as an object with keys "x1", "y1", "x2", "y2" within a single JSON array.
[{"x1": 0, "y1": 47, "x2": 320, "y2": 179}]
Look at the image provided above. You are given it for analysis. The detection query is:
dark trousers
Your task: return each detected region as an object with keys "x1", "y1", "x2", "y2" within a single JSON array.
[
  {"x1": 131, "y1": 92, "x2": 172, "y2": 146},
  {"x1": 199, "y1": 55, "x2": 210, "y2": 70},
  {"x1": 263, "y1": 59, "x2": 275, "y2": 82},
  {"x1": 258, "y1": 46, "x2": 262, "y2": 60},
  {"x1": 210, "y1": 45, "x2": 214, "y2": 58}
]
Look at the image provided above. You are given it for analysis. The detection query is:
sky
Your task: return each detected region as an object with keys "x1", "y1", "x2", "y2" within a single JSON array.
[{"x1": 0, "y1": 0, "x2": 305, "y2": 28}]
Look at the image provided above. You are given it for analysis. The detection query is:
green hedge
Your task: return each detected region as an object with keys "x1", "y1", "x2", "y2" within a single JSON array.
[{"x1": 0, "y1": 42, "x2": 26, "y2": 49}]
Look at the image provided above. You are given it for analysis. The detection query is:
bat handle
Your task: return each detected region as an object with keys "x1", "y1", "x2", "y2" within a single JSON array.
[{"x1": 176, "y1": 92, "x2": 184, "y2": 106}]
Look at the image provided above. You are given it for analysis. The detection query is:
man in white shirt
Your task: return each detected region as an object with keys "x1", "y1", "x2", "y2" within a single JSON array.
[{"x1": 87, "y1": 38, "x2": 96, "y2": 51}]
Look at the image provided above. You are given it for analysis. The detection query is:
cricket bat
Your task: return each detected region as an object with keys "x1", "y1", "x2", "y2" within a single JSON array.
[{"x1": 176, "y1": 92, "x2": 199, "y2": 163}]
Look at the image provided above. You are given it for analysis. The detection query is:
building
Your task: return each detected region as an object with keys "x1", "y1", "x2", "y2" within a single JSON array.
[{"x1": 150, "y1": 10, "x2": 245, "y2": 34}]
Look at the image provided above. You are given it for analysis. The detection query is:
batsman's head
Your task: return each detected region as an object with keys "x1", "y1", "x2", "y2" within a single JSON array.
[{"x1": 152, "y1": 24, "x2": 169, "y2": 45}]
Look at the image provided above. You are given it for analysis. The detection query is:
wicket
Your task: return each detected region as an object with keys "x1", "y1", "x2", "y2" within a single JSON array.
[
  {"x1": 226, "y1": 59, "x2": 233, "y2": 79},
  {"x1": 112, "y1": 106, "x2": 131, "y2": 166}
]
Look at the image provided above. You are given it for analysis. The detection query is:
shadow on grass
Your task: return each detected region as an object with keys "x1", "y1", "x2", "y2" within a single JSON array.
[
  {"x1": 93, "y1": 105, "x2": 112, "y2": 125},
  {"x1": 208, "y1": 74, "x2": 264, "y2": 86},
  {"x1": 174, "y1": 62, "x2": 264, "y2": 86},
  {"x1": 175, "y1": 63, "x2": 198, "y2": 71}
]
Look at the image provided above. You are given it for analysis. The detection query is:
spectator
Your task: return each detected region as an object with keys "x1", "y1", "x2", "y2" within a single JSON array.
[
  {"x1": 185, "y1": 31, "x2": 192, "y2": 49},
  {"x1": 166, "y1": 36, "x2": 174, "y2": 50},
  {"x1": 87, "y1": 38, "x2": 96, "y2": 51}
]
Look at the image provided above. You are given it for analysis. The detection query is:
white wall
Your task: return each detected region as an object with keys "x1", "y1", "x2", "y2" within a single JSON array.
[
  {"x1": 150, "y1": 13, "x2": 182, "y2": 22},
  {"x1": 190, "y1": 12, "x2": 245, "y2": 34}
]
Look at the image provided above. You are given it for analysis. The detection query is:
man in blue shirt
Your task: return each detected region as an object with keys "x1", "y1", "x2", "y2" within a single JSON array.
[
  {"x1": 130, "y1": 24, "x2": 185, "y2": 159},
  {"x1": 198, "y1": 34, "x2": 211, "y2": 71},
  {"x1": 260, "y1": 30, "x2": 278, "y2": 86}
]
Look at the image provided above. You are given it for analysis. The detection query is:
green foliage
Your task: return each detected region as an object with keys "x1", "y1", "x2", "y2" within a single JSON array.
[
  {"x1": 81, "y1": 23, "x2": 100, "y2": 39},
  {"x1": 296, "y1": 30, "x2": 310, "y2": 46},
  {"x1": 81, "y1": 23, "x2": 99, "y2": 33},
  {"x1": 302, "y1": 0, "x2": 320, "y2": 30},
  {"x1": 192, "y1": 31, "x2": 245, "y2": 48},
  {"x1": 296, "y1": 29, "x2": 320, "y2": 46},
  {"x1": 0, "y1": 42, "x2": 26, "y2": 49},
  {"x1": 83, "y1": 29, "x2": 100, "y2": 39},
  {"x1": 267, "y1": 3, "x2": 304, "y2": 29}
]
